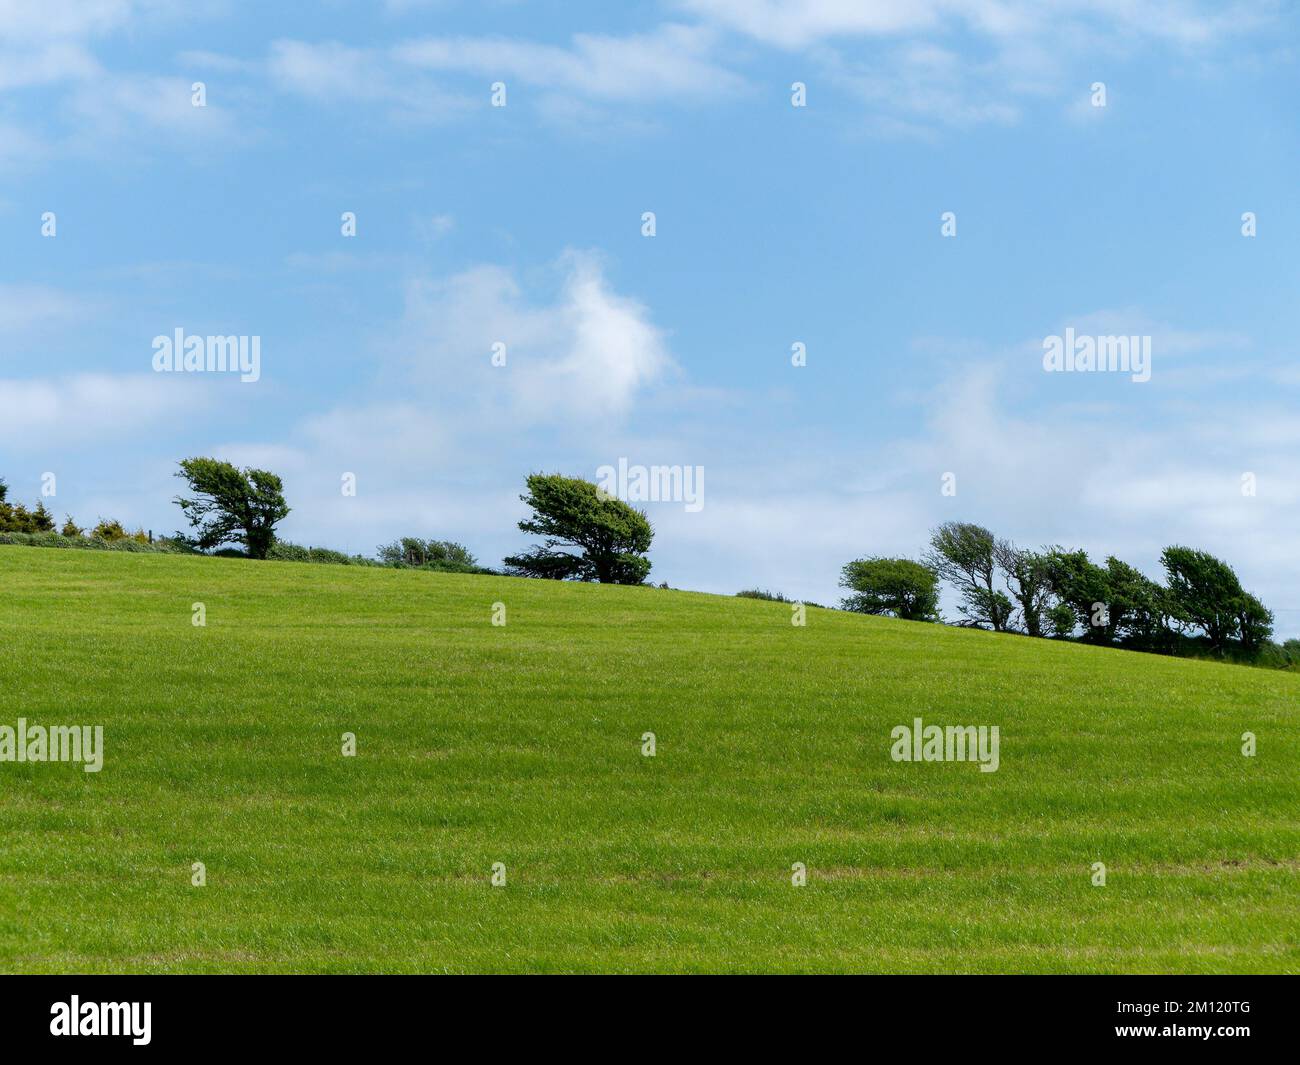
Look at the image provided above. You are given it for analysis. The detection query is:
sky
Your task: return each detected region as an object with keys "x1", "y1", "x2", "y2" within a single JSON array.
[{"x1": 1, "y1": 0, "x2": 1298, "y2": 628}]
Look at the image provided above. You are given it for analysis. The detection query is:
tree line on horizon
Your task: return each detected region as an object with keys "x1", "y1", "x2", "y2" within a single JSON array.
[
  {"x1": 2, "y1": 464, "x2": 1288, "y2": 667},
  {"x1": 839, "y1": 521, "x2": 1279, "y2": 665}
]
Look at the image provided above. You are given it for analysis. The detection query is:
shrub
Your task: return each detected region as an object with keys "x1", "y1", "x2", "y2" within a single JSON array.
[
  {"x1": 91, "y1": 519, "x2": 148, "y2": 544},
  {"x1": 0, "y1": 531, "x2": 185, "y2": 553},
  {"x1": 267, "y1": 541, "x2": 380, "y2": 566},
  {"x1": 839, "y1": 557, "x2": 941, "y2": 622},
  {"x1": 266, "y1": 541, "x2": 310, "y2": 562},
  {"x1": 0, "y1": 497, "x2": 56, "y2": 534},
  {"x1": 378, "y1": 537, "x2": 479, "y2": 568},
  {"x1": 736, "y1": 588, "x2": 791, "y2": 602}
]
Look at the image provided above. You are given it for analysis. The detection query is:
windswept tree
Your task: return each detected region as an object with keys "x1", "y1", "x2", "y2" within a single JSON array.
[
  {"x1": 839, "y1": 557, "x2": 941, "y2": 621},
  {"x1": 1103, "y1": 556, "x2": 1171, "y2": 651},
  {"x1": 924, "y1": 522, "x2": 1011, "y2": 631},
  {"x1": 1043, "y1": 548, "x2": 1113, "y2": 643},
  {"x1": 1161, "y1": 546, "x2": 1271, "y2": 652},
  {"x1": 994, "y1": 540, "x2": 1053, "y2": 637},
  {"x1": 1236, "y1": 592, "x2": 1274, "y2": 654},
  {"x1": 173, "y1": 457, "x2": 290, "y2": 560},
  {"x1": 504, "y1": 473, "x2": 652, "y2": 584}
]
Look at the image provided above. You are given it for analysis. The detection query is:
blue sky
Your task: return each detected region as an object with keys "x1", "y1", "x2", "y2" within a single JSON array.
[{"x1": 2, "y1": 1, "x2": 1298, "y2": 627}]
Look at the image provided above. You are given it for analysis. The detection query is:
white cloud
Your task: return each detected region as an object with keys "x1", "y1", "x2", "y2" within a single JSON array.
[
  {"x1": 680, "y1": 0, "x2": 1269, "y2": 49},
  {"x1": 264, "y1": 24, "x2": 744, "y2": 125},
  {"x1": 0, "y1": 0, "x2": 143, "y2": 40},
  {"x1": 267, "y1": 39, "x2": 475, "y2": 122},
  {"x1": 0, "y1": 374, "x2": 209, "y2": 445},
  {"x1": 396, "y1": 250, "x2": 675, "y2": 423},
  {"x1": 678, "y1": 0, "x2": 941, "y2": 48},
  {"x1": 0, "y1": 284, "x2": 96, "y2": 332},
  {"x1": 394, "y1": 23, "x2": 745, "y2": 101},
  {"x1": 63, "y1": 73, "x2": 241, "y2": 144},
  {"x1": 0, "y1": 41, "x2": 100, "y2": 90},
  {"x1": 679, "y1": 0, "x2": 1274, "y2": 131}
]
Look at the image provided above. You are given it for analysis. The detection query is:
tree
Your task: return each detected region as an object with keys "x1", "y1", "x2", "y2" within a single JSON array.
[
  {"x1": 1104, "y1": 557, "x2": 1170, "y2": 651},
  {"x1": 174, "y1": 457, "x2": 290, "y2": 560},
  {"x1": 1236, "y1": 592, "x2": 1274, "y2": 654},
  {"x1": 924, "y1": 522, "x2": 1011, "y2": 630},
  {"x1": 839, "y1": 557, "x2": 940, "y2": 621},
  {"x1": 1046, "y1": 602, "x2": 1076, "y2": 639},
  {"x1": 1043, "y1": 547, "x2": 1114, "y2": 644},
  {"x1": 503, "y1": 473, "x2": 652, "y2": 584},
  {"x1": 378, "y1": 537, "x2": 481, "y2": 571},
  {"x1": 0, "y1": 479, "x2": 56, "y2": 534},
  {"x1": 994, "y1": 540, "x2": 1053, "y2": 637},
  {"x1": 1160, "y1": 546, "x2": 1243, "y2": 652}
]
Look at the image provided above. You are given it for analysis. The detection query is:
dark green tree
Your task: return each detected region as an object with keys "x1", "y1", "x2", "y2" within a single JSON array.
[
  {"x1": 1160, "y1": 546, "x2": 1244, "y2": 652},
  {"x1": 173, "y1": 457, "x2": 290, "y2": 560},
  {"x1": 994, "y1": 540, "x2": 1053, "y2": 637},
  {"x1": 1236, "y1": 592, "x2": 1274, "y2": 654},
  {"x1": 1043, "y1": 548, "x2": 1114, "y2": 644},
  {"x1": 1045, "y1": 601, "x2": 1076, "y2": 639},
  {"x1": 839, "y1": 557, "x2": 941, "y2": 621},
  {"x1": 1104, "y1": 557, "x2": 1171, "y2": 651},
  {"x1": 504, "y1": 473, "x2": 652, "y2": 584}
]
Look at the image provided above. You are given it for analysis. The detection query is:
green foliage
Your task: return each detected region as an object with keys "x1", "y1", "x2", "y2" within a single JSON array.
[
  {"x1": 504, "y1": 473, "x2": 652, "y2": 584},
  {"x1": 91, "y1": 518, "x2": 148, "y2": 544},
  {"x1": 267, "y1": 541, "x2": 380, "y2": 566},
  {"x1": 839, "y1": 557, "x2": 940, "y2": 621},
  {"x1": 0, "y1": 531, "x2": 185, "y2": 553},
  {"x1": 1043, "y1": 548, "x2": 1113, "y2": 644},
  {"x1": 923, "y1": 522, "x2": 1011, "y2": 630},
  {"x1": 994, "y1": 541, "x2": 1053, "y2": 637},
  {"x1": 736, "y1": 588, "x2": 791, "y2": 602},
  {"x1": 174, "y1": 457, "x2": 290, "y2": 560},
  {"x1": 1237, "y1": 593, "x2": 1274, "y2": 654},
  {"x1": 376, "y1": 537, "x2": 487, "y2": 572},
  {"x1": 1161, "y1": 545, "x2": 1272, "y2": 653},
  {"x1": 1045, "y1": 602, "x2": 1076, "y2": 639},
  {"x1": 1104, "y1": 556, "x2": 1171, "y2": 651},
  {"x1": 0, "y1": 490, "x2": 56, "y2": 535},
  {"x1": 61, "y1": 516, "x2": 84, "y2": 537}
]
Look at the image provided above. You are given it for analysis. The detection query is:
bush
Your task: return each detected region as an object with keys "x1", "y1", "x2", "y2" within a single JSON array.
[
  {"x1": 0, "y1": 531, "x2": 186, "y2": 554},
  {"x1": 378, "y1": 537, "x2": 477, "y2": 568},
  {"x1": 736, "y1": 588, "x2": 791, "y2": 602},
  {"x1": 267, "y1": 541, "x2": 379, "y2": 566},
  {"x1": 91, "y1": 519, "x2": 149, "y2": 544},
  {"x1": 839, "y1": 557, "x2": 941, "y2": 622},
  {"x1": 0, "y1": 498, "x2": 56, "y2": 534},
  {"x1": 266, "y1": 541, "x2": 310, "y2": 562}
]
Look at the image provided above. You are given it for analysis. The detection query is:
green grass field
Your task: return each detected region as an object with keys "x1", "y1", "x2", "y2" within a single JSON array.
[{"x1": 1, "y1": 546, "x2": 1296, "y2": 973}]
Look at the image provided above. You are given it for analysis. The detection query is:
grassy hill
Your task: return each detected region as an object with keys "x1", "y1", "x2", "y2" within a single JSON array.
[{"x1": 1, "y1": 546, "x2": 1297, "y2": 973}]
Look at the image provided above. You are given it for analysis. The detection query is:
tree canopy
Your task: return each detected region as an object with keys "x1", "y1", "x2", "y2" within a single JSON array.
[
  {"x1": 173, "y1": 457, "x2": 290, "y2": 560},
  {"x1": 840, "y1": 557, "x2": 941, "y2": 621},
  {"x1": 503, "y1": 473, "x2": 653, "y2": 584}
]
